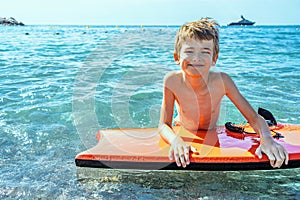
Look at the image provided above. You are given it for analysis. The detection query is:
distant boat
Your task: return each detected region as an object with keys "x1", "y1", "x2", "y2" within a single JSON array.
[{"x1": 228, "y1": 15, "x2": 255, "y2": 26}]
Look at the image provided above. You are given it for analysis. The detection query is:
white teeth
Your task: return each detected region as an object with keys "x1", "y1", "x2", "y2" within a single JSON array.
[{"x1": 190, "y1": 65, "x2": 202, "y2": 67}]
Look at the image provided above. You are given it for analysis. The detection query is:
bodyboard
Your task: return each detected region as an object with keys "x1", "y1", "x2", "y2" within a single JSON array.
[{"x1": 75, "y1": 124, "x2": 300, "y2": 170}]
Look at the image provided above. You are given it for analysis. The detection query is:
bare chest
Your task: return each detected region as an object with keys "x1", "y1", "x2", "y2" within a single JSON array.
[
  {"x1": 174, "y1": 86, "x2": 224, "y2": 129},
  {"x1": 177, "y1": 91, "x2": 221, "y2": 113}
]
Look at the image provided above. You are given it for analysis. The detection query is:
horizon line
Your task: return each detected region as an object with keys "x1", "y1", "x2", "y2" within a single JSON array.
[{"x1": 7, "y1": 23, "x2": 300, "y2": 27}]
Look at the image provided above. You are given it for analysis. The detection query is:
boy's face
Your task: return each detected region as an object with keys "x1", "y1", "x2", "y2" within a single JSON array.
[{"x1": 174, "y1": 38, "x2": 217, "y2": 78}]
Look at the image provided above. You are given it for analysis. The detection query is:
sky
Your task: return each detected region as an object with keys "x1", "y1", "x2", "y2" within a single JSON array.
[{"x1": 1, "y1": 0, "x2": 299, "y2": 26}]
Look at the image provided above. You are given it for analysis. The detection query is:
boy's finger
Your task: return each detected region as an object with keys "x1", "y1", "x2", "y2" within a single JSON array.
[
  {"x1": 274, "y1": 153, "x2": 284, "y2": 168},
  {"x1": 184, "y1": 147, "x2": 190, "y2": 165},
  {"x1": 255, "y1": 146, "x2": 263, "y2": 159},
  {"x1": 266, "y1": 153, "x2": 276, "y2": 168},
  {"x1": 174, "y1": 153, "x2": 181, "y2": 167},
  {"x1": 169, "y1": 148, "x2": 174, "y2": 160},
  {"x1": 173, "y1": 148, "x2": 181, "y2": 166},
  {"x1": 276, "y1": 150, "x2": 287, "y2": 168},
  {"x1": 178, "y1": 147, "x2": 186, "y2": 168},
  {"x1": 190, "y1": 146, "x2": 198, "y2": 154},
  {"x1": 285, "y1": 151, "x2": 289, "y2": 165},
  {"x1": 179, "y1": 154, "x2": 187, "y2": 168}
]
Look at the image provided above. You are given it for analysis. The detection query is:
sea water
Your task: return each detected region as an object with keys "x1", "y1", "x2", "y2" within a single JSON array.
[{"x1": 0, "y1": 25, "x2": 299, "y2": 199}]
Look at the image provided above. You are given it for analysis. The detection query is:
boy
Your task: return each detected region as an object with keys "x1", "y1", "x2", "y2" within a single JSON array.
[{"x1": 158, "y1": 18, "x2": 289, "y2": 168}]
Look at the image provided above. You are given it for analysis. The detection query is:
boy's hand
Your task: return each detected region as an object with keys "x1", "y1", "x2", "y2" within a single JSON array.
[
  {"x1": 169, "y1": 136, "x2": 197, "y2": 168},
  {"x1": 255, "y1": 140, "x2": 289, "y2": 168}
]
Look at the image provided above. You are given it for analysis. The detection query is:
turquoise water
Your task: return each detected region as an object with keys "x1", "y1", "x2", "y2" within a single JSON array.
[{"x1": 1, "y1": 25, "x2": 300, "y2": 199}]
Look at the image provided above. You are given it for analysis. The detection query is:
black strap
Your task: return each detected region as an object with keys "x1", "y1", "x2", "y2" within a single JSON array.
[
  {"x1": 225, "y1": 122, "x2": 244, "y2": 133},
  {"x1": 225, "y1": 108, "x2": 283, "y2": 138},
  {"x1": 258, "y1": 107, "x2": 277, "y2": 126}
]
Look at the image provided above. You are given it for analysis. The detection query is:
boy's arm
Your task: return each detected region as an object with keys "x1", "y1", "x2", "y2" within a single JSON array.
[
  {"x1": 222, "y1": 73, "x2": 289, "y2": 168},
  {"x1": 158, "y1": 77, "x2": 193, "y2": 168},
  {"x1": 158, "y1": 85, "x2": 176, "y2": 143}
]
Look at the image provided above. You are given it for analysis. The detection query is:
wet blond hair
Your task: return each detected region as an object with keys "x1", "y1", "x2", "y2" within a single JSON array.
[{"x1": 174, "y1": 17, "x2": 220, "y2": 59}]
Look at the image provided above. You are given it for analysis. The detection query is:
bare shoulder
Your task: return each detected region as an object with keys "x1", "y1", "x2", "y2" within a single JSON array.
[
  {"x1": 209, "y1": 71, "x2": 232, "y2": 83},
  {"x1": 219, "y1": 72, "x2": 236, "y2": 87},
  {"x1": 208, "y1": 71, "x2": 236, "y2": 92},
  {"x1": 216, "y1": 72, "x2": 241, "y2": 96},
  {"x1": 163, "y1": 71, "x2": 183, "y2": 86}
]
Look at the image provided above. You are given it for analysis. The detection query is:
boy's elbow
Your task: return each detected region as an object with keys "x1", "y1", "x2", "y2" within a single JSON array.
[{"x1": 248, "y1": 112, "x2": 260, "y2": 123}]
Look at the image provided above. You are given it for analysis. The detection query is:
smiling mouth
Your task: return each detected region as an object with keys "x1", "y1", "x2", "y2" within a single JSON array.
[{"x1": 188, "y1": 64, "x2": 204, "y2": 68}]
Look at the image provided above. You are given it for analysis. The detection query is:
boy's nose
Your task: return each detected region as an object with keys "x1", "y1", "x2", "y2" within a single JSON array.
[{"x1": 192, "y1": 57, "x2": 201, "y2": 62}]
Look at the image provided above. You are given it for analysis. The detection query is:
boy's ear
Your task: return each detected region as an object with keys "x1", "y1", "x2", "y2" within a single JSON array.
[
  {"x1": 173, "y1": 52, "x2": 180, "y2": 65},
  {"x1": 212, "y1": 53, "x2": 219, "y2": 66}
]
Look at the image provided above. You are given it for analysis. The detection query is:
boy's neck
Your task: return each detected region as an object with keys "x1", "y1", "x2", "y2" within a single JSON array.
[{"x1": 184, "y1": 72, "x2": 209, "y2": 92}]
